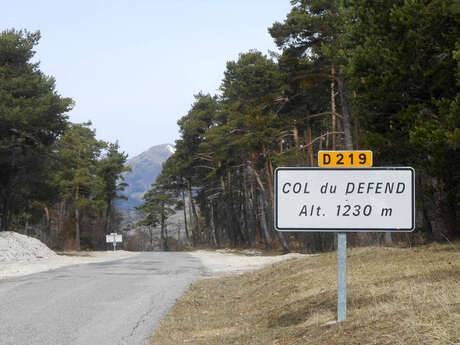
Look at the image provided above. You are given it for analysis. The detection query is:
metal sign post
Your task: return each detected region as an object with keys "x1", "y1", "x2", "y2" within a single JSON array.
[
  {"x1": 274, "y1": 162, "x2": 415, "y2": 323},
  {"x1": 337, "y1": 232, "x2": 347, "y2": 322}
]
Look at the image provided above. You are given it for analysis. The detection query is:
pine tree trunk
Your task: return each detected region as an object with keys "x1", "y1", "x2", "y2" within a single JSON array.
[
  {"x1": 104, "y1": 201, "x2": 112, "y2": 234},
  {"x1": 1, "y1": 149, "x2": 16, "y2": 232},
  {"x1": 150, "y1": 226, "x2": 154, "y2": 250},
  {"x1": 263, "y1": 147, "x2": 289, "y2": 252},
  {"x1": 337, "y1": 71, "x2": 354, "y2": 150},
  {"x1": 293, "y1": 121, "x2": 300, "y2": 148},
  {"x1": 257, "y1": 190, "x2": 272, "y2": 250},
  {"x1": 306, "y1": 127, "x2": 314, "y2": 166},
  {"x1": 248, "y1": 170, "x2": 258, "y2": 247},
  {"x1": 227, "y1": 189, "x2": 237, "y2": 247},
  {"x1": 164, "y1": 222, "x2": 168, "y2": 250},
  {"x1": 263, "y1": 144, "x2": 274, "y2": 205},
  {"x1": 75, "y1": 185, "x2": 80, "y2": 251},
  {"x1": 42, "y1": 206, "x2": 51, "y2": 244},
  {"x1": 188, "y1": 200, "x2": 194, "y2": 244},
  {"x1": 1, "y1": 196, "x2": 10, "y2": 232},
  {"x1": 187, "y1": 179, "x2": 199, "y2": 245},
  {"x1": 25, "y1": 212, "x2": 29, "y2": 236},
  {"x1": 44, "y1": 207, "x2": 50, "y2": 225},
  {"x1": 182, "y1": 190, "x2": 190, "y2": 243},
  {"x1": 160, "y1": 209, "x2": 166, "y2": 250},
  {"x1": 59, "y1": 200, "x2": 65, "y2": 238},
  {"x1": 75, "y1": 207, "x2": 80, "y2": 251},
  {"x1": 191, "y1": 196, "x2": 201, "y2": 243},
  {"x1": 331, "y1": 64, "x2": 337, "y2": 150},
  {"x1": 248, "y1": 163, "x2": 272, "y2": 249},
  {"x1": 209, "y1": 200, "x2": 218, "y2": 248},
  {"x1": 243, "y1": 167, "x2": 256, "y2": 247}
]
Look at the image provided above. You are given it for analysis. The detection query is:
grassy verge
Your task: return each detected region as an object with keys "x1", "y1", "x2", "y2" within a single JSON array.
[{"x1": 151, "y1": 242, "x2": 460, "y2": 345}]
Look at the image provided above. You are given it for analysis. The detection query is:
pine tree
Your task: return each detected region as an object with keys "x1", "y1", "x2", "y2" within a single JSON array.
[
  {"x1": 96, "y1": 141, "x2": 130, "y2": 234},
  {"x1": 0, "y1": 29, "x2": 73, "y2": 231},
  {"x1": 342, "y1": 0, "x2": 459, "y2": 237},
  {"x1": 54, "y1": 122, "x2": 105, "y2": 250},
  {"x1": 136, "y1": 177, "x2": 178, "y2": 251}
]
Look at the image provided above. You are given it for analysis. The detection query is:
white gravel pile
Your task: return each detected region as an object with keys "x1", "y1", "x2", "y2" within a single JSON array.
[{"x1": 0, "y1": 231, "x2": 57, "y2": 262}]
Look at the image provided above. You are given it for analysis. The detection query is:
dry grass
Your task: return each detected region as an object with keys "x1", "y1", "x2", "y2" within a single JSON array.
[{"x1": 151, "y1": 242, "x2": 460, "y2": 345}]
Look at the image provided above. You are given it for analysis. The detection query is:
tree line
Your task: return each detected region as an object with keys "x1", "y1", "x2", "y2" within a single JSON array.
[
  {"x1": 140, "y1": 0, "x2": 459, "y2": 252},
  {"x1": 0, "y1": 29, "x2": 129, "y2": 250}
]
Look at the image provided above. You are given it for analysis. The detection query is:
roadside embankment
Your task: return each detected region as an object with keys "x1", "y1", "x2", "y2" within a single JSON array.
[{"x1": 151, "y1": 243, "x2": 460, "y2": 345}]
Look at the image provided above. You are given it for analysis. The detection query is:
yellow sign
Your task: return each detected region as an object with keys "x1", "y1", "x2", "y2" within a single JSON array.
[{"x1": 318, "y1": 150, "x2": 373, "y2": 167}]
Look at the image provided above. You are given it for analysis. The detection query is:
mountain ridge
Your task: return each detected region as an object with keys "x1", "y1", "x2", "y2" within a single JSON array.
[{"x1": 116, "y1": 143, "x2": 174, "y2": 211}]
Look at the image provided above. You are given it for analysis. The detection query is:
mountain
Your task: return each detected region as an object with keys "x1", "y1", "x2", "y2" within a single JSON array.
[{"x1": 116, "y1": 143, "x2": 175, "y2": 211}]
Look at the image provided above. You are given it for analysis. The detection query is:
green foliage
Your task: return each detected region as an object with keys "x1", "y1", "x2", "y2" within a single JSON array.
[
  {"x1": 97, "y1": 141, "x2": 130, "y2": 203},
  {"x1": 341, "y1": 0, "x2": 459, "y2": 234},
  {"x1": 54, "y1": 122, "x2": 106, "y2": 213},
  {"x1": 0, "y1": 29, "x2": 73, "y2": 231},
  {"x1": 214, "y1": 51, "x2": 284, "y2": 160},
  {"x1": 136, "y1": 179, "x2": 178, "y2": 228},
  {"x1": 175, "y1": 92, "x2": 219, "y2": 186},
  {"x1": 157, "y1": 0, "x2": 460, "y2": 246},
  {"x1": 342, "y1": 0, "x2": 459, "y2": 162},
  {"x1": 0, "y1": 29, "x2": 131, "y2": 246},
  {"x1": 96, "y1": 141, "x2": 130, "y2": 232},
  {"x1": 269, "y1": 0, "x2": 342, "y2": 59}
]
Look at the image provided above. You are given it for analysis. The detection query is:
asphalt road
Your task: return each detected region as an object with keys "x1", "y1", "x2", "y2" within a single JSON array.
[{"x1": 0, "y1": 252, "x2": 202, "y2": 345}]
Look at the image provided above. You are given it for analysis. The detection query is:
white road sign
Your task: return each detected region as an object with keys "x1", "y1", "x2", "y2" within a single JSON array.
[
  {"x1": 106, "y1": 233, "x2": 123, "y2": 243},
  {"x1": 275, "y1": 167, "x2": 415, "y2": 232}
]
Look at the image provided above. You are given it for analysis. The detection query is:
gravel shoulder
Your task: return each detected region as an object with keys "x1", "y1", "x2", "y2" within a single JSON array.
[
  {"x1": 188, "y1": 249, "x2": 310, "y2": 276},
  {"x1": 1, "y1": 249, "x2": 307, "y2": 280},
  {"x1": 0, "y1": 250, "x2": 139, "y2": 279}
]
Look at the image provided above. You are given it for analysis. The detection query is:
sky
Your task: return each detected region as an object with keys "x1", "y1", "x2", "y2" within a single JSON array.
[{"x1": 2, "y1": 0, "x2": 292, "y2": 158}]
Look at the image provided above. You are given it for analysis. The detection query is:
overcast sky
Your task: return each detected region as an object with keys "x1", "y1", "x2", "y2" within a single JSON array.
[{"x1": 2, "y1": 0, "x2": 291, "y2": 158}]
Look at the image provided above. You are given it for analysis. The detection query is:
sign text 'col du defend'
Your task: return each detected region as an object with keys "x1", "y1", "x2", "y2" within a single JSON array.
[{"x1": 275, "y1": 168, "x2": 415, "y2": 232}]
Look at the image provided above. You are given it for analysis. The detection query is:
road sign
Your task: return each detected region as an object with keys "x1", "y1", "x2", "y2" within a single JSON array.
[
  {"x1": 275, "y1": 167, "x2": 415, "y2": 232},
  {"x1": 106, "y1": 233, "x2": 122, "y2": 242},
  {"x1": 318, "y1": 150, "x2": 372, "y2": 167},
  {"x1": 105, "y1": 234, "x2": 123, "y2": 243},
  {"x1": 106, "y1": 233, "x2": 122, "y2": 251}
]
